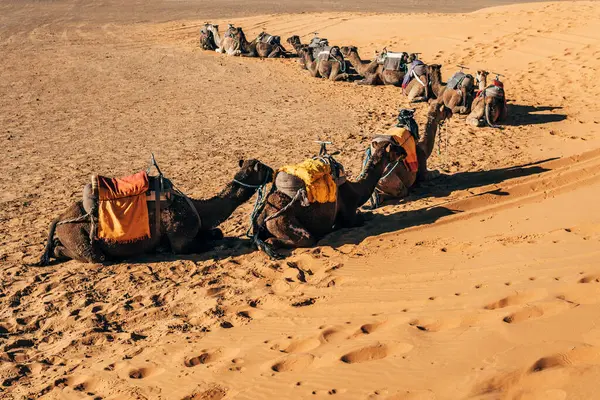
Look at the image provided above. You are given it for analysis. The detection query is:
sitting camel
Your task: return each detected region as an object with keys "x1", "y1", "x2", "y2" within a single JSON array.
[
  {"x1": 199, "y1": 23, "x2": 217, "y2": 51},
  {"x1": 286, "y1": 35, "x2": 304, "y2": 55},
  {"x1": 340, "y1": 46, "x2": 409, "y2": 86},
  {"x1": 38, "y1": 159, "x2": 273, "y2": 264},
  {"x1": 466, "y1": 71, "x2": 508, "y2": 127},
  {"x1": 297, "y1": 45, "x2": 350, "y2": 81},
  {"x1": 373, "y1": 102, "x2": 453, "y2": 203},
  {"x1": 433, "y1": 66, "x2": 476, "y2": 114},
  {"x1": 402, "y1": 59, "x2": 432, "y2": 102},
  {"x1": 255, "y1": 141, "x2": 406, "y2": 250},
  {"x1": 233, "y1": 28, "x2": 288, "y2": 58},
  {"x1": 208, "y1": 24, "x2": 240, "y2": 56}
]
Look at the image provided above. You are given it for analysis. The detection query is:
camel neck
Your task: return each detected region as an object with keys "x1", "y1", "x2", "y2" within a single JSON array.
[
  {"x1": 419, "y1": 115, "x2": 442, "y2": 160},
  {"x1": 212, "y1": 29, "x2": 221, "y2": 47},
  {"x1": 348, "y1": 152, "x2": 387, "y2": 207},
  {"x1": 430, "y1": 72, "x2": 444, "y2": 97},
  {"x1": 347, "y1": 52, "x2": 367, "y2": 75},
  {"x1": 192, "y1": 182, "x2": 257, "y2": 229}
]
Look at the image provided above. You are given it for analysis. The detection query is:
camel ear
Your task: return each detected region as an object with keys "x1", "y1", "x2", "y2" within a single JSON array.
[
  {"x1": 254, "y1": 162, "x2": 261, "y2": 172},
  {"x1": 238, "y1": 159, "x2": 244, "y2": 168}
]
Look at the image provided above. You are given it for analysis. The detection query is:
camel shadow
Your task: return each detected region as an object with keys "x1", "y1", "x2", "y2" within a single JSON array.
[
  {"x1": 506, "y1": 104, "x2": 566, "y2": 126},
  {"x1": 317, "y1": 158, "x2": 555, "y2": 248}
]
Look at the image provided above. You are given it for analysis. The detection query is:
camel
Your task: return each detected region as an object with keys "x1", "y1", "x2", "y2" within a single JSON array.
[
  {"x1": 402, "y1": 60, "x2": 431, "y2": 102},
  {"x1": 38, "y1": 159, "x2": 273, "y2": 265},
  {"x1": 374, "y1": 102, "x2": 454, "y2": 202},
  {"x1": 340, "y1": 46, "x2": 408, "y2": 86},
  {"x1": 208, "y1": 24, "x2": 241, "y2": 56},
  {"x1": 297, "y1": 45, "x2": 350, "y2": 81},
  {"x1": 255, "y1": 141, "x2": 407, "y2": 250},
  {"x1": 435, "y1": 67, "x2": 476, "y2": 114},
  {"x1": 466, "y1": 71, "x2": 508, "y2": 127},
  {"x1": 224, "y1": 28, "x2": 287, "y2": 58},
  {"x1": 286, "y1": 35, "x2": 304, "y2": 55},
  {"x1": 199, "y1": 23, "x2": 216, "y2": 51}
]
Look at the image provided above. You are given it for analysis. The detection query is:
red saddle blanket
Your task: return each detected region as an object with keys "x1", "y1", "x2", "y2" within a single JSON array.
[{"x1": 94, "y1": 171, "x2": 150, "y2": 243}]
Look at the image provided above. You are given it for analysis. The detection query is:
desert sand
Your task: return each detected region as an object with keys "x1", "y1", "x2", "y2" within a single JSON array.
[{"x1": 2, "y1": 0, "x2": 600, "y2": 399}]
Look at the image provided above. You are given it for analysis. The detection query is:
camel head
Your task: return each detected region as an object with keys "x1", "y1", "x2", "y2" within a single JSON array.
[
  {"x1": 427, "y1": 64, "x2": 443, "y2": 82},
  {"x1": 286, "y1": 35, "x2": 301, "y2": 47},
  {"x1": 340, "y1": 46, "x2": 358, "y2": 57},
  {"x1": 231, "y1": 27, "x2": 248, "y2": 43},
  {"x1": 369, "y1": 140, "x2": 407, "y2": 170},
  {"x1": 428, "y1": 100, "x2": 453, "y2": 122},
  {"x1": 408, "y1": 53, "x2": 420, "y2": 63},
  {"x1": 207, "y1": 24, "x2": 218, "y2": 32},
  {"x1": 235, "y1": 159, "x2": 274, "y2": 187},
  {"x1": 476, "y1": 70, "x2": 489, "y2": 85},
  {"x1": 329, "y1": 46, "x2": 345, "y2": 63}
]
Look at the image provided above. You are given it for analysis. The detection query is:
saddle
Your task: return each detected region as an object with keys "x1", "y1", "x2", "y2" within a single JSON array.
[
  {"x1": 309, "y1": 37, "x2": 330, "y2": 59},
  {"x1": 258, "y1": 32, "x2": 281, "y2": 46},
  {"x1": 316, "y1": 46, "x2": 344, "y2": 65},
  {"x1": 82, "y1": 157, "x2": 174, "y2": 243},
  {"x1": 478, "y1": 81, "x2": 505, "y2": 99},
  {"x1": 376, "y1": 50, "x2": 409, "y2": 72},
  {"x1": 402, "y1": 60, "x2": 427, "y2": 88},
  {"x1": 446, "y1": 71, "x2": 471, "y2": 90},
  {"x1": 275, "y1": 145, "x2": 346, "y2": 205}
]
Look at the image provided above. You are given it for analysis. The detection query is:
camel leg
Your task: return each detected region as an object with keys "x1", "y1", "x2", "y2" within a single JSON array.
[
  {"x1": 408, "y1": 84, "x2": 427, "y2": 103},
  {"x1": 267, "y1": 48, "x2": 281, "y2": 58},
  {"x1": 466, "y1": 108, "x2": 484, "y2": 127},
  {"x1": 357, "y1": 74, "x2": 378, "y2": 85},
  {"x1": 264, "y1": 214, "x2": 316, "y2": 249},
  {"x1": 61, "y1": 224, "x2": 106, "y2": 263},
  {"x1": 332, "y1": 73, "x2": 349, "y2": 82}
]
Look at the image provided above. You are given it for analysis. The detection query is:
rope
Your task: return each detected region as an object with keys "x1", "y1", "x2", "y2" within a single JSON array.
[{"x1": 263, "y1": 188, "x2": 307, "y2": 224}]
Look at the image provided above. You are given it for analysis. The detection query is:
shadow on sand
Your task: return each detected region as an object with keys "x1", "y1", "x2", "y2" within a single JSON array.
[{"x1": 506, "y1": 104, "x2": 566, "y2": 126}]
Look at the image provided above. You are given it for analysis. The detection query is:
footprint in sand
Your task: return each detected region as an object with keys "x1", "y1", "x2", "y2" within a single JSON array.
[
  {"x1": 579, "y1": 274, "x2": 600, "y2": 283},
  {"x1": 409, "y1": 317, "x2": 462, "y2": 332},
  {"x1": 340, "y1": 342, "x2": 412, "y2": 364},
  {"x1": 320, "y1": 326, "x2": 352, "y2": 344},
  {"x1": 502, "y1": 300, "x2": 574, "y2": 324},
  {"x1": 283, "y1": 337, "x2": 322, "y2": 354},
  {"x1": 484, "y1": 289, "x2": 547, "y2": 310},
  {"x1": 185, "y1": 348, "x2": 240, "y2": 367},
  {"x1": 271, "y1": 353, "x2": 315, "y2": 372},
  {"x1": 129, "y1": 366, "x2": 162, "y2": 379}
]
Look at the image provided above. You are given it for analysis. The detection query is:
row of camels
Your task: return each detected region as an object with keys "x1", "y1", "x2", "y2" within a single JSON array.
[
  {"x1": 199, "y1": 23, "x2": 508, "y2": 128},
  {"x1": 36, "y1": 24, "x2": 507, "y2": 264}
]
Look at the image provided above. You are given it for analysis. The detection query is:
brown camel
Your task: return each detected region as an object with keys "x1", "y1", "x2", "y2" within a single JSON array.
[
  {"x1": 466, "y1": 71, "x2": 508, "y2": 127},
  {"x1": 340, "y1": 46, "x2": 408, "y2": 86},
  {"x1": 227, "y1": 28, "x2": 287, "y2": 58},
  {"x1": 38, "y1": 160, "x2": 273, "y2": 265},
  {"x1": 374, "y1": 102, "x2": 453, "y2": 202},
  {"x1": 436, "y1": 67, "x2": 476, "y2": 114},
  {"x1": 297, "y1": 45, "x2": 350, "y2": 81},
  {"x1": 199, "y1": 23, "x2": 217, "y2": 51},
  {"x1": 402, "y1": 60, "x2": 431, "y2": 102},
  {"x1": 255, "y1": 141, "x2": 406, "y2": 251}
]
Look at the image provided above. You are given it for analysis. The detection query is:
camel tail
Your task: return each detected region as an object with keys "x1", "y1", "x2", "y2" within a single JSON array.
[{"x1": 38, "y1": 218, "x2": 59, "y2": 266}]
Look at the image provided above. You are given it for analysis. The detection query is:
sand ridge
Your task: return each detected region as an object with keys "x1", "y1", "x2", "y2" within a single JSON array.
[{"x1": 2, "y1": 1, "x2": 600, "y2": 399}]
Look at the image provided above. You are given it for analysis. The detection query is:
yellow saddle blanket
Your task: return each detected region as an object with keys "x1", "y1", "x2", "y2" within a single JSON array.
[
  {"x1": 386, "y1": 127, "x2": 419, "y2": 173},
  {"x1": 278, "y1": 159, "x2": 337, "y2": 203}
]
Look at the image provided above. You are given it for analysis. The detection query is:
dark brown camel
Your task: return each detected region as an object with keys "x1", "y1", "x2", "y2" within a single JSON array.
[
  {"x1": 374, "y1": 102, "x2": 453, "y2": 201},
  {"x1": 255, "y1": 141, "x2": 406, "y2": 250},
  {"x1": 340, "y1": 46, "x2": 408, "y2": 86},
  {"x1": 199, "y1": 23, "x2": 217, "y2": 51},
  {"x1": 38, "y1": 160, "x2": 273, "y2": 265},
  {"x1": 297, "y1": 46, "x2": 349, "y2": 81}
]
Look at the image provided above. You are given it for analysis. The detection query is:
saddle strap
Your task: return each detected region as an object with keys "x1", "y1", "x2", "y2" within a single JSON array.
[{"x1": 154, "y1": 177, "x2": 161, "y2": 240}]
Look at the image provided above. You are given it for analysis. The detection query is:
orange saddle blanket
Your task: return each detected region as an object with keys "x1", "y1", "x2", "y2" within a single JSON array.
[{"x1": 94, "y1": 171, "x2": 150, "y2": 243}]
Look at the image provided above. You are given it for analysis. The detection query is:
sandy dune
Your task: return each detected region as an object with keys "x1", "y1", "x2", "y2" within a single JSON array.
[{"x1": 2, "y1": 1, "x2": 600, "y2": 399}]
